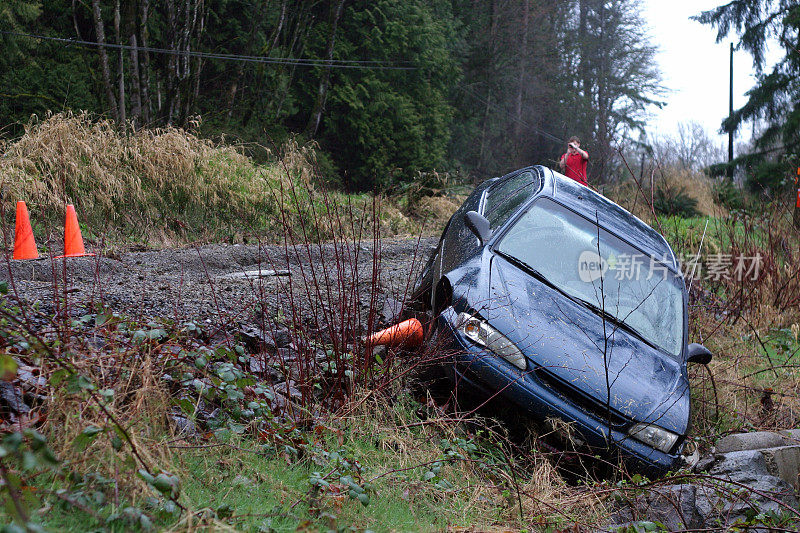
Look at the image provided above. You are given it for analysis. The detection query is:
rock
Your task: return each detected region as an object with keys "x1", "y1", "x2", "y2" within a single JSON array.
[
  {"x1": 238, "y1": 324, "x2": 290, "y2": 354},
  {"x1": 779, "y1": 429, "x2": 800, "y2": 444},
  {"x1": 709, "y1": 450, "x2": 771, "y2": 479},
  {"x1": 693, "y1": 454, "x2": 716, "y2": 473},
  {"x1": 274, "y1": 380, "x2": 303, "y2": 400},
  {"x1": 694, "y1": 474, "x2": 798, "y2": 527},
  {"x1": 218, "y1": 269, "x2": 290, "y2": 280},
  {"x1": 380, "y1": 297, "x2": 404, "y2": 325},
  {"x1": 759, "y1": 446, "x2": 800, "y2": 490},
  {"x1": 16, "y1": 367, "x2": 46, "y2": 390},
  {"x1": 699, "y1": 449, "x2": 799, "y2": 527},
  {"x1": 170, "y1": 414, "x2": 198, "y2": 437},
  {"x1": 716, "y1": 431, "x2": 789, "y2": 453},
  {"x1": 275, "y1": 347, "x2": 297, "y2": 362},
  {"x1": 0, "y1": 382, "x2": 30, "y2": 414},
  {"x1": 612, "y1": 484, "x2": 703, "y2": 530},
  {"x1": 247, "y1": 356, "x2": 283, "y2": 381}
]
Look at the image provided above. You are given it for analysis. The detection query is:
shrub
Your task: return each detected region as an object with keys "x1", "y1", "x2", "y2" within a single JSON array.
[
  {"x1": 714, "y1": 178, "x2": 750, "y2": 212},
  {"x1": 654, "y1": 185, "x2": 700, "y2": 217}
]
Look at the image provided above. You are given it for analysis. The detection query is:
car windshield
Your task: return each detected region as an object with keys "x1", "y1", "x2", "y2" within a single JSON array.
[{"x1": 496, "y1": 198, "x2": 684, "y2": 356}]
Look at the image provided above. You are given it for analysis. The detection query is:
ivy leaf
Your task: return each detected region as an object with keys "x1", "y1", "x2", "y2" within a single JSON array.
[
  {"x1": 216, "y1": 504, "x2": 233, "y2": 519},
  {"x1": 50, "y1": 369, "x2": 70, "y2": 387},
  {"x1": 356, "y1": 492, "x2": 370, "y2": 506},
  {"x1": 0, "y1": 354, "x2": 18, "y2": 381},
  {"x1": 72, "y1": 426, "x2": 103, "y2": 452},
  {"x1": 137, "y1": 469, "x2": 155, "y2": 484}
]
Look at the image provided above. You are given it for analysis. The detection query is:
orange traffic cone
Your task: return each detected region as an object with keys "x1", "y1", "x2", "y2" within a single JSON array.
[
  {"x1": 55, "y1": 204, "x2": 94, "y2": 258},
  {"x1": 13, "y1": 201, "x2": 39, "y2": 260},
  {"x1": 366, "y1": 318, "x2": 424, "y2": 348}
]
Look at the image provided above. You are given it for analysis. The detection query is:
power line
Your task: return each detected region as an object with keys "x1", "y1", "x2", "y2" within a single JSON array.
[
  {"x1": 456, "y1": 85, "x2": 567, "y2": 146},
  {"x1": 0, "y1": 30, "x2": 417, "y2": 70}
]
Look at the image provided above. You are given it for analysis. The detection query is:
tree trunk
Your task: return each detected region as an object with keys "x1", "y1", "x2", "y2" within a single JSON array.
[
  {"x1": 579, "y1": 0, "x2": 591, "y2": 102},
  {"x1": 139, "y1": 0, "x2": 152, "y2": 124},
  {"x1": 114, "y1": 0, "x2": 126, "y2": 125},
  {"x1": 305, "y1": 0, "x2": 346, "y2": 138},
  {"x1": 514, "y1": 0, "x2": 529, "y2": 141},
  {"x1": 165, "y1": 0, "x2": 179, "y2": 124},
  {"x1": 226, "y1": 2, "x2": 267, "y2": 122},
  {"x1": 91, "y1": 0, "x2": 119, "y2": 122},
  {"x1": 129, "y1": 33, "x2": 142, "y2": 127}
]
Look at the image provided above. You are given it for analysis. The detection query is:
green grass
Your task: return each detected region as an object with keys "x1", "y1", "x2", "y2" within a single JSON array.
[{"x1": 10, "y1": 396, "x2": 517, "y2": 532}]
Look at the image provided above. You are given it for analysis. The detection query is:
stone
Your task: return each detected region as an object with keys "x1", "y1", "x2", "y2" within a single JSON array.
[
  {"x1": 238, "y1": 324, "x2": 291, "y2": 354},
  {"x1": 275, "y1": 347, "x2": 297, "y2": 362},
  {"x1": 170, "y1": 414, "x2": 197, "y2": 437},
  {"x1": 0, "y1": 382, "x2": 29, "y2": 414},
  {"x1": 380, "y1": 297, "x2": 404, "y2": 325},
  {"x1": 716, "y1": 431, "x2": 787, "y2": 453},
  {"x1": 693, "y1": 454, "x2": 716, "y2": 473},
  {"x1": 218, "y1": 269, "x2": 290, "y2": 280},
  {"x1": 759, "y1": 446, "x2": 800, "y2": 490},
  {"x1": 16, "y1": 368, "x2": 46, "y2": 390},
  {"x1": 612, "y1": 484, "x2": 703, "y2": 530},
  {"x1": 274, "y1": 380, "x2": 303, "y2": 400},
  {"x1": 709, "y1": 450, "x2": 771, "y2": 479},
  {"x1": 694, "y1": 474, "x2": 798, "y2": 527},
  {"x1": 779, "y1": 429, "x2": 800, "y2": 445},
  {"x1": 247, "y1": 356, "x2": 283, "y2": 381}
]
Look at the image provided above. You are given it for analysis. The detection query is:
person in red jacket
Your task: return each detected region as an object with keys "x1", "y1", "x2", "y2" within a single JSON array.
[{"x1": 558, "y1": 136, "x2": 590, "y2": 186}]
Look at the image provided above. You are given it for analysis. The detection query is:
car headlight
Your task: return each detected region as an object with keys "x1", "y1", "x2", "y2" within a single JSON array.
[
  {"x1": 457, "y1": 312, "x2": 526, "y2": 370},
  {"x1": 628, "y1": 423, "x2": 679, "y2": 453}
]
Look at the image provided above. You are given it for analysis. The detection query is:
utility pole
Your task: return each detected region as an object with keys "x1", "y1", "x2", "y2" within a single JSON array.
[{"x1": 728, "y1": 42, "x2": 734, "y2": 180}]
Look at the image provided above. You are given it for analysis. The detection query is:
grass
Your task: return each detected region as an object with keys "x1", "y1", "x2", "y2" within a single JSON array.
[
  {"x1": 19, "y1": 391, "x2": 589, "y2": 532},
  {"x1": 2, "y1": 125, "x2": 800, "y2": 531},
  {"x1": 0, "y1": 112, "x2": 460, "y2": 247}
]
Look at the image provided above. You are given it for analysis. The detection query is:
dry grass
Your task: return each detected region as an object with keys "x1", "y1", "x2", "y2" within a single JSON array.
[
  {"x1": 605, "y1": 166, "x2": 728, "y2": 221},
  {"x1": 0, "y1": 112, "x2": 308, "y2": 244},
  {"x1": 0, "y1": 112, "x2": 455, "y2": 247}
]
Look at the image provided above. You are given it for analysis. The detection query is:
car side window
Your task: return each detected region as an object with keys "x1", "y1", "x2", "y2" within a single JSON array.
[{"x1": 483, "y1": 171, "x2": 538, "y2": 228}]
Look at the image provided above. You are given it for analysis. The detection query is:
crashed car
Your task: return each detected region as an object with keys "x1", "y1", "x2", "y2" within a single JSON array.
[{"x1": 411, "y1": 166, "x2": 712, "y2": 476}]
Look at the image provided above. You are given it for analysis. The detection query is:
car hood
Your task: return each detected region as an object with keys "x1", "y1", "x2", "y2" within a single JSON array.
[{"x1": 485, "y1": 254, "x2": 689, "y2": 434}]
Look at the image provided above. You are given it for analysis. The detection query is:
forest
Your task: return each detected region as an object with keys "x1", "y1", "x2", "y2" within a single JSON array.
[{"x1": 0, "y1": 0, "x2": 667, "y2": 190}]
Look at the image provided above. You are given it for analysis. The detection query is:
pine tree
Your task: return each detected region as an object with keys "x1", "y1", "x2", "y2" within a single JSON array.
[{"x1": 695, "y1": 0, "x2": 800, "y2": 192}]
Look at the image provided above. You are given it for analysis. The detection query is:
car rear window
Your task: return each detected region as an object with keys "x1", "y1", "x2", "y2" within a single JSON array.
[{"x1": 484, "y1": 170, "x2": 541, "y2": 228}]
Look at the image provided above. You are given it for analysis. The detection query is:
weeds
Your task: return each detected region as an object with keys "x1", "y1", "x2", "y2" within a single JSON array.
[
  {"x1": 0, "y1": 113, "x2": 457, "y2": 247},
  {"x1": 1, "y1": 131, "x2": 799, "y2": 530}
]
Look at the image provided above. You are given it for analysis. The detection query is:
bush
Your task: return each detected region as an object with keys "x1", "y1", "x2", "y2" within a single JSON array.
[
  {"x1": 714, "y1": 179, "x2": 750, "y2": 212},
  {"x1": 654, "y1": 185, "x2": 700, "y2": 217}
]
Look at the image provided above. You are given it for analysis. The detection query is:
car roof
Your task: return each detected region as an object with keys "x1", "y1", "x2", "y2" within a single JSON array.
[{"x1": 497, "y1": 166, "x2": 679, "y2": 271}]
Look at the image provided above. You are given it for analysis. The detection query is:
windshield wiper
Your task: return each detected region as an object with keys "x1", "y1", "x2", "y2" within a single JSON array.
[
  {"x1": 575, "y1": 298, "x2": 659, "y2": 350},
  {"x1": 496, "y1": 252, "x2": 567, "y2": 296},
  {"x1": 496, "y1": 251, "x2": 663, "y2": 352}
]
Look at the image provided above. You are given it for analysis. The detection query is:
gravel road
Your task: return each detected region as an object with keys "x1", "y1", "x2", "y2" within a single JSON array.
[{"x1": 1, "y1": 237, "x2": 438, "y2": 329}]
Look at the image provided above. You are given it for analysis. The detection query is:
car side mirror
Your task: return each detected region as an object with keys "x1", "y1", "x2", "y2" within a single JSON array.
[
  {"x1": 687, "y1": 343, "x2": 712, "y2": 365},
  {"x1": 464, "y1": 211, "x2": 492, "y2": 245}
]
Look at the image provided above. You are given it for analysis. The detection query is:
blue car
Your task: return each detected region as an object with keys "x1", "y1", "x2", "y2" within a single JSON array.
[{"x1": 411, "y1": 166, "x2": 712, "y2": 476}]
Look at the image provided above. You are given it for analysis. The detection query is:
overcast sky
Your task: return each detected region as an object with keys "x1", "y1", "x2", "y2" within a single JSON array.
[{"x1": 641, "y1": 0, "x2": 774, "y2": 143}]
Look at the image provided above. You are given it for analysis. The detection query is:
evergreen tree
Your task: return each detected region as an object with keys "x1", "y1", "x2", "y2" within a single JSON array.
[{"x1": 696, "y1": 0, "x2": 800, "y2": 192}]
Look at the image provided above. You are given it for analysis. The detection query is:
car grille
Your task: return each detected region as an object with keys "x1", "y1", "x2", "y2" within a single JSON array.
[{"x1": 530, "y1": 366, "x2": 629, "y2": 429}]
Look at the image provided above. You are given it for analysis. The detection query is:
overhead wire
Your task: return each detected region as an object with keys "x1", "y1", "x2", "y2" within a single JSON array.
[
  {"x1": 455, "y1": 84, "x2": 568, "y2": 146},
  {"x1": 2, "y1": 30, "x2": 574, "y2": 146},
  {"x1": 0, "y1": 30, "x2": 417, "y2": 70}
]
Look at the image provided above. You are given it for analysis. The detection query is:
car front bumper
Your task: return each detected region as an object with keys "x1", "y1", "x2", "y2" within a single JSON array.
[{"x1": 436, "y1": 307, "x2": 682, "y2": 477}]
